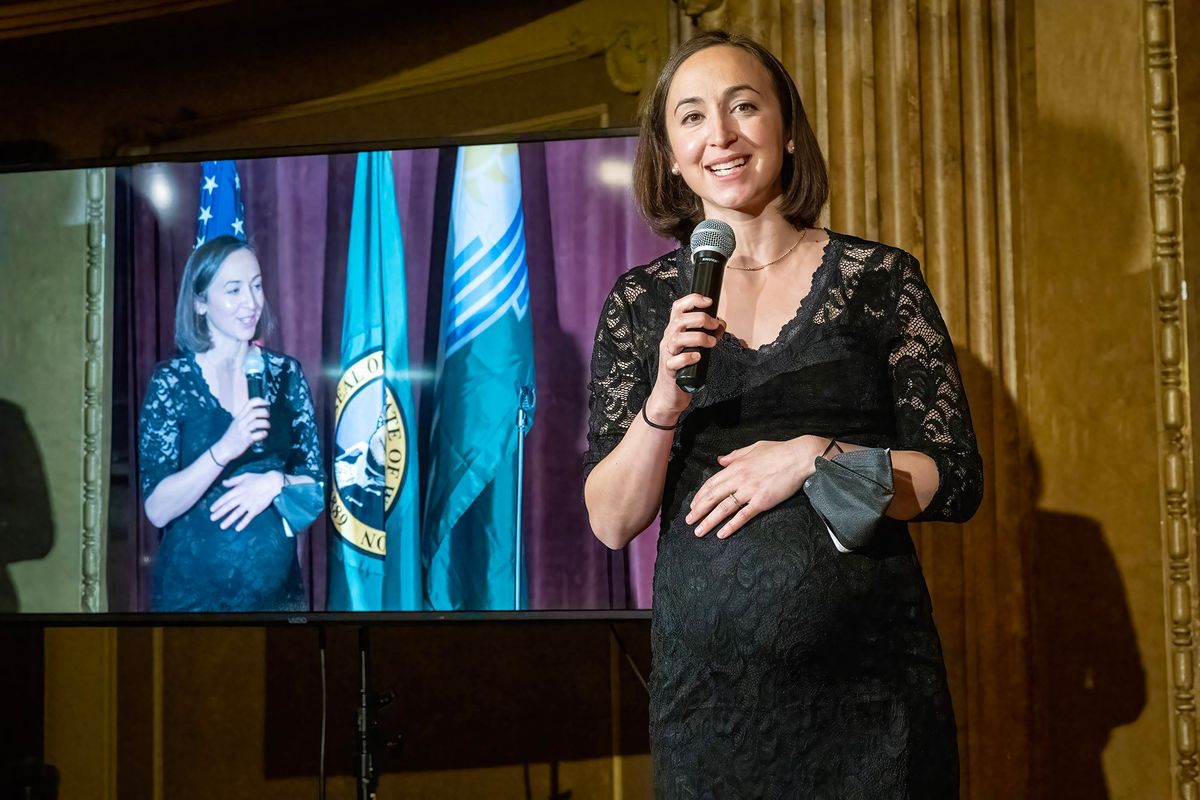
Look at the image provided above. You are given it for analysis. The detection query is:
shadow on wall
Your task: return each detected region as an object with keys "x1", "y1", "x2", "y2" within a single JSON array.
[
  {"x1": 1018, "y1": 109, "x2": 1151, "y2": 799},
  {"x1": 0, "y1": 398, "x2": 54, "y2": 612},
  {"x1": 958, "y1": 344, "x2": 1145, "y2": 799},
  {"x1": 1027, "y1": 466, "x2": 1146, "y2": 800}
]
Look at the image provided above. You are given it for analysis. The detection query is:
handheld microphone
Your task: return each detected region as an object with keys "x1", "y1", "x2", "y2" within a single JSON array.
[
  {"x1": 244, "y1": 348, "x2": 266, "y2": 454},
  {"x1": 676, "y1": 219, "x2": 736, "y2": 393}
]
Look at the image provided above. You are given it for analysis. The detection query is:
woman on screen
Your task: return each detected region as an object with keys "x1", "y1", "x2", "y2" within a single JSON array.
[
  {"x1": 583, "y1": 31, "x2": 982, "y2": 797},
  {"x1": 138, "y1": 235, "x2": 323, "y2": 612}
]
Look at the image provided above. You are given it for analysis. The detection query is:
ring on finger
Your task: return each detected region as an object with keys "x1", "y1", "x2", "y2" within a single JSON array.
[{"x1": 728, "y1": 492, "x2": 745, "y2": 508}]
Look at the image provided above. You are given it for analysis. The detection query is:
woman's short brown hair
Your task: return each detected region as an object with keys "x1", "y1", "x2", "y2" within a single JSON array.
[
  {"x1": 175, "y1": 235, "x2": 274, "y2": 353},
  {"x1": 634, "y1": 30, "x2": 828, "y2": 243}
]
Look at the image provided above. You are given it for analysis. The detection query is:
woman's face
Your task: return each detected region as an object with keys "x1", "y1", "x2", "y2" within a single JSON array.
[
  {"x1": 664, "y1": 45, "x2": 787, "y2": 221},
  {"x1": 196, "y1": 248, "x2": 264, "y2": 347}
]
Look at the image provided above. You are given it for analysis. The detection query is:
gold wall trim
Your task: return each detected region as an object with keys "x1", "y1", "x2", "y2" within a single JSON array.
[
  {"x1": 0, "y1": 0, "x2": 229, "y2": 40},
  {"x1": 467, "y1": 104, "x2": 611, "y2": 136},
  {"x1": 81, "y1": 167, "x2": 108, "y2": 612},
  {"x1": 149, "y1": 16, "x2": 662, "y2": 148},
  {"x1": 1145, "y1": 1, "x2": 1197, "y2": 796}
]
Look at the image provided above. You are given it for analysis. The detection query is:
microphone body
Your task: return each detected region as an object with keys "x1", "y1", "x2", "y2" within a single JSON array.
[
  {"x1": 244, "y1": 349, "x2": 267, "y2": 455},
  {"x1": 676, "y1": 220, "x2": 736, "y2": 394}
]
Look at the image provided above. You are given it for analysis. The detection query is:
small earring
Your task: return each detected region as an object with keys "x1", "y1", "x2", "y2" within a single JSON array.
[
  {"x1": 671, "y1": 165, "x2": 680, "y2": 175},
  {"x1": 787, "y1": 141, "x2": 795, "y2": 154}
]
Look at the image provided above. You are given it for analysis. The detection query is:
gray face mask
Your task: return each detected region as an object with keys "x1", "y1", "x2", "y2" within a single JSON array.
[{"x1": 802, "y1": 447, "x2": 894, "y2": 553}]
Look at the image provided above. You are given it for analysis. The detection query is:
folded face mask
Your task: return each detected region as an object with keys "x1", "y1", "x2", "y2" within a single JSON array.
[
  {"x1": 802, "y1": 447, "x2": 894, "y2": 553},
  {"x1": 273, "y1": 482, "x2": 324, "y2": 538}
]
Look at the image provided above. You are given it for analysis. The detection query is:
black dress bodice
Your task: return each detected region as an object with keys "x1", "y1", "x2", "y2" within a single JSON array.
[{"x1": 139, "y1": 349, "x2": 324, "y2": 612}]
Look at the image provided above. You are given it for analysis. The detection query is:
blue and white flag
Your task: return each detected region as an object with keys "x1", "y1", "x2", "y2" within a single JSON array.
[
  {"x1": 328, "y1": 152, "x2": 423, "y2": 611},
  {"x1": 424, "y1": 144, "x2": 536, "y2": 610},
  {"x1": 195, "y1": 160, "x2": 246, "y2": 247}
]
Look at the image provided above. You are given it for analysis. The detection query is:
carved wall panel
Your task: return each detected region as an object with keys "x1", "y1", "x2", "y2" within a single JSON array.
[{"x1": 1144, "y1": 2, "x2": 1196, "y2": 797}]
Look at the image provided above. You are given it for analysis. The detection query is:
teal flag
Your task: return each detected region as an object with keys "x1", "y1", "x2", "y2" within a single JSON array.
[
  {"x1": 328, "y1": 152, "x2": 422, "y2": 611},
  {"x1": 424, "y1": 144, "x2": 536, "y2": 610}
]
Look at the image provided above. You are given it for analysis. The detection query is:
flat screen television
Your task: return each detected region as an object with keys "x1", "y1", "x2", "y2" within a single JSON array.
[{"x1": 0, "y1": 130, "x2": 673, "y2": 621}]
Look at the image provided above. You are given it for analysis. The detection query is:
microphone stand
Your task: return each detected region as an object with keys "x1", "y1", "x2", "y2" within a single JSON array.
[{"x1": 513, "y1": 385, "x2": 536, "y2": 610}]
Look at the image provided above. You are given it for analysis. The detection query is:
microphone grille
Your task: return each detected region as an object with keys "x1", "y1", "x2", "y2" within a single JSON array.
[
  {"x1": 244, "y1": 349, "x2": 265, "y2": 376},
  {"x1": 690, "y1": 219, "x2": 736, "y2": 259}
]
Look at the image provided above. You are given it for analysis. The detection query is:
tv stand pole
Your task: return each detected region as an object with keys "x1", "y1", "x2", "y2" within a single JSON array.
[{"x1": 355, "y1": 625, "x2": 398, "y2": 800}]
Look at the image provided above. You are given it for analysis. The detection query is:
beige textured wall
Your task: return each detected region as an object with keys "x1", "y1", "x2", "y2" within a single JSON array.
[
  {"x1": 0, "y1": 168, "x2": 95, "y2": 612},
  {"x1": 1020, "y1": 0, "x2": 1166, "y2": 797}
]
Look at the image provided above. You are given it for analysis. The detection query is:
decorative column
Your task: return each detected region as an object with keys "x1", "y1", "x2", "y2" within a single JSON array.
[{"x1": 1144, "y1": 2, "x2": 1198, "y2": 797}]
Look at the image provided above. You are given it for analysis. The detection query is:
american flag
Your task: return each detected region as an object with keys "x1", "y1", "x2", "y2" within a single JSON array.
[{"x1": 195, "y1": 160, "x2": 246, "y2": 248}]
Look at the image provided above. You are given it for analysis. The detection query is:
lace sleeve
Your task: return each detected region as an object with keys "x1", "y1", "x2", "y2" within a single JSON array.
[
  {"x1": 283, "y1": 358, "x2": 324, "y2": 489},
  {"x1": 138, "y1": 364, "x2": 182, "y2": 500},
  {"x1": 888, "y1": 253, "x2": 983, "y2": 522},
  {"x1": 583, "y1": 278, "x2": 652, "y2": 483}
]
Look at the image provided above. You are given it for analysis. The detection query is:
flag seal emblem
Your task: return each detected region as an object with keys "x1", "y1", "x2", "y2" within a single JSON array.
[{"x1": 330, "y1": 350, "x2": 408, "y2": 557}]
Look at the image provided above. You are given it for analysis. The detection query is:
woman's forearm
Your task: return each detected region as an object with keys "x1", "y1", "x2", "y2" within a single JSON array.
[
  {"x1": 831, "y1": 442, "x2": 939, "y2": 520},
  {"x1": 584, "y1": 396, "x2": 680, "y2": 550},
  {"x1": 886, "y1": 450, "x2": 938, "y2": 519},
  {"x1": 143, "y1": 449, "x2": 226, "y2": 528}
]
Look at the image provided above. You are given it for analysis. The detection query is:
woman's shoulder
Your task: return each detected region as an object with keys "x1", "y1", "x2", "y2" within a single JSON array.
[
  {"x1": 259, "y1": 347, "x2": 315, "y2": 389},
  {"x1": 607, "y1": 246, "x2": 685, "y2": 306},
  {"x1": 826, "y1": 230, "x2": 916, "y2": 273},
  {"x1": 148, "y1": 353, "x2": 195, "y2": 384},
  {"x1": 258, "y1": 346, "x2": 306, "y2": 373}
]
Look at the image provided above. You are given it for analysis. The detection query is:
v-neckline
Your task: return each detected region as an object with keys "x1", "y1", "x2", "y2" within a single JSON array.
[
  {"x1": 189, "y1": 349, "x2": 263, "y2": 419},
  {"x1": 693, "y1": 229, "x2": 841, "y2": 359}
]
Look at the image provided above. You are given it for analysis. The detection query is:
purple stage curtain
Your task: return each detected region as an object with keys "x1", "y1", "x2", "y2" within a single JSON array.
[
  {"x1": 118, "y1": 139, "x2": 672, "y2": 612},
  {"x1": 524, "y1": 139, "x2": 674, "y2": 608}
]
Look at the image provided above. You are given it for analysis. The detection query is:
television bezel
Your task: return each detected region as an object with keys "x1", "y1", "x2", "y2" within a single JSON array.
[{"x1": 0, "y1": 125, "x2": 661, "y2": 625}]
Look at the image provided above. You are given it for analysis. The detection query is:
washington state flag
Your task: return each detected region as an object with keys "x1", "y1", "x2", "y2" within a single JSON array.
[
  {"x1": 328, "y1": 151, "x2": 422, "y2": 611},
  {"x1": 423, "y1": 144, "x2": 536, "y2": 610}
]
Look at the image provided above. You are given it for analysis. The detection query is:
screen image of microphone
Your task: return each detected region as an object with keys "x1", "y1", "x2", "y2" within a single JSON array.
[
  {"x1": 244, "y1": 348, "x2": 266, "y2": 454},
  {"x1": 676, "y1": 219, "x2": 736, "y2": 394}
]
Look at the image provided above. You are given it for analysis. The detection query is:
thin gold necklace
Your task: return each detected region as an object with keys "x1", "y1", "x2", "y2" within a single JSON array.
[{"x1": 726, "y1": 227, "x2": 808, "y2": 271}]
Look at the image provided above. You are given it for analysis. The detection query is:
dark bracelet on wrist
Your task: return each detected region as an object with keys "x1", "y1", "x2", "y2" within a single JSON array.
[
  {"x1": 208, "y1": 447, "x2": 227, "y2": 468},
  {"x1": 641, "y1": 403, "x2": 678, "y2": 431}
]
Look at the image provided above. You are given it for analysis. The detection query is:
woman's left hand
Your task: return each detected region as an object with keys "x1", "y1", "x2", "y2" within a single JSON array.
[
  {"x1": 687, "y1": 436, "x2": 828, "y2": 539},
  {"x1": 210, "y1": 471, "x2": 285, "y2": 532}
]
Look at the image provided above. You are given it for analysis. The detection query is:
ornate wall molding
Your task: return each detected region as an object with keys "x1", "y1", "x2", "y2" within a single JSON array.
[
  {"x1": 571, "y1": 24, "x2": 665, "y2": 94},
  {"x1": 143, "y1": 41, "x2": 598, "y2": 144},
  {"x1": 675, "y1": 0, "x2": 724, "y2": 22},
  {"x1": 0, "y1": 0, "x2": 228, "y2": 40},
  {"x1": 468, "y1": 103, "x2": 611, "y2": 135},
  {"x1": 118, "y1": 14, "x2": 663, "y2": 153},
  {"x1": 1145, "y1": 1, "x2": 1198, "y2": 796},
  {"x1": 81, "y1": 167, "x2": 108, "y2": 613}
]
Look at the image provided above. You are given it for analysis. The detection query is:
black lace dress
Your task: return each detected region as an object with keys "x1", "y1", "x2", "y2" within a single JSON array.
[
  {"x1": 584, "y1": 231, "x2": 983, "y2": 798},
  {"x1": 139, "y1": 349, "x2": 323, "y2": 612}
]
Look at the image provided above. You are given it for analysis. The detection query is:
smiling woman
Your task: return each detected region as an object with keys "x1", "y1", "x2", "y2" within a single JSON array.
[
  {"x1": 138, "y1": 235, "x2": 325, "y2": 612},
  {"x1": 583, "y1": 30, "x2": 983, "y2": 798}
]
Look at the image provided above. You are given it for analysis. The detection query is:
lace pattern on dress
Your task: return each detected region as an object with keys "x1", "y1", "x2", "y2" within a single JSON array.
[{"x1": 582, "y1": 232, "x2": 982, "y2": 523}]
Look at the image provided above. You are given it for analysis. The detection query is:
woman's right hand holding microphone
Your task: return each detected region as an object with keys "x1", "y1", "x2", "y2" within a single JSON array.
[
  {"x1": 209, "y1": 398, "x2": 270, "y2": 466},
  {"x1": 644, "y1": 293, "x2": 726, "y2": 427}
]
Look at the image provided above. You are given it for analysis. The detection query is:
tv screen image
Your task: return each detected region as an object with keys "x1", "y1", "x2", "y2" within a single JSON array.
[{"x1": 0, "y1": 133, "x2": 675, "y2": 618}]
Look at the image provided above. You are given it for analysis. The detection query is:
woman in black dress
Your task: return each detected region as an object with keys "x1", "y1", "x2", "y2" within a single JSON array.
[
  {"x1": 139, "y1": 235, "x2": 323, "y2": 612},
  {"x1": 583, "y1": 31, "x2": 982, "y2": 797}
]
